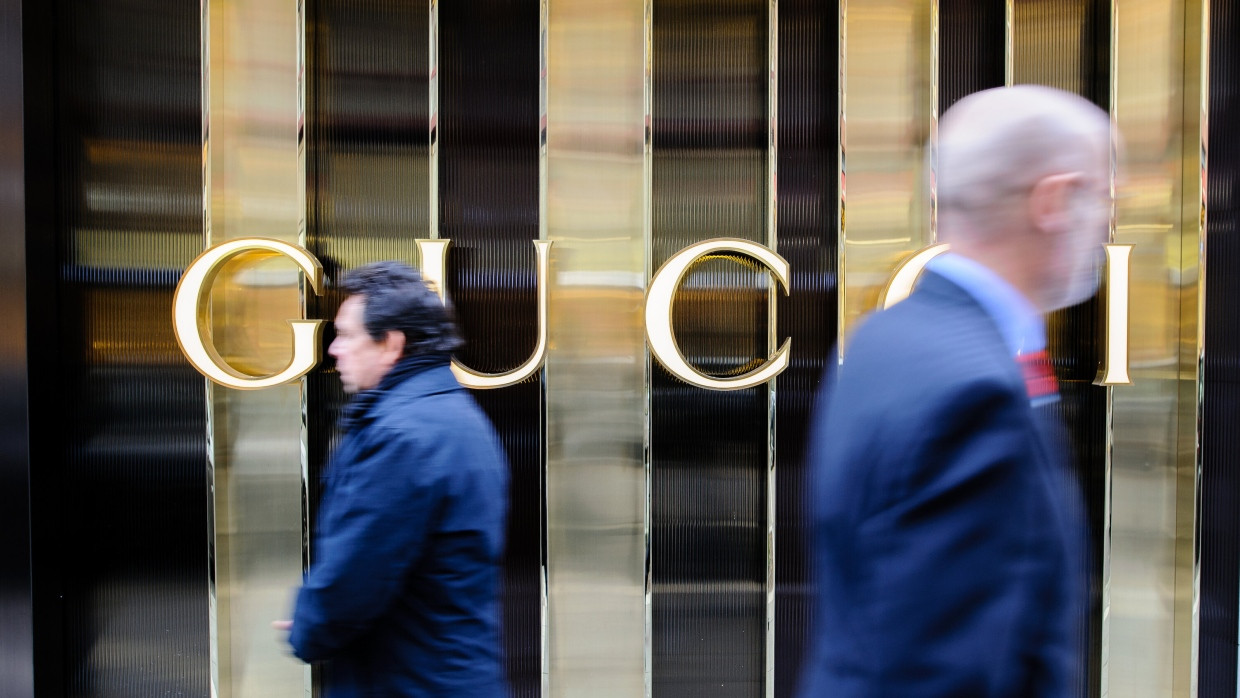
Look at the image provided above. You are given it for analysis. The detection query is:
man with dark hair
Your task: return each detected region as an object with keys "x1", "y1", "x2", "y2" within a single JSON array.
[{"x1": 276, "y1": 261, "x2": 509, "y2": 697}]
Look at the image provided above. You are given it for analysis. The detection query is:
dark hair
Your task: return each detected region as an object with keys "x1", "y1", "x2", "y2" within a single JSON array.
[{"x1": 339, "y1": 261, "x2": 464, "y2": 356}]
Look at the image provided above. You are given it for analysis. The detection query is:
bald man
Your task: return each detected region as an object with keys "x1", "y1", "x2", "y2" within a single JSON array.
[{"x1": 798, "y1": 86, "x2": 1111, "y2": 697}]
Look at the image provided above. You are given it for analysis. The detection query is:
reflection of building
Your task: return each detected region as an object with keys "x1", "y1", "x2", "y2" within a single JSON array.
[{"x1": 0, "y1": 1, "x2": 1236, "y2": 697}]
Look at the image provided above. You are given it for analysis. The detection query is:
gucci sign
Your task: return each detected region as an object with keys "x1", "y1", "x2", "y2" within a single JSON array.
[{"x1": 172, "y1": 238, "x2": 1132, "y2": 391}]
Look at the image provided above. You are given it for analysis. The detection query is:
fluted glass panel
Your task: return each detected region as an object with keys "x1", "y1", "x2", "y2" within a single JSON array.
[
  {"x1": 773, "y1": 1, "x2": 838, "y2": 695},
  {"x1": 1013, "y1": 0, "x2": 1110, "y2": 102},
  {"x1": 304, "y1": 5, "x2": 431, "y2": 695},
  {"x1": 651, "y1": 1, "x2": 769, "y2": 695},
  {"x1": 1012, "y1": 5, "x2": 1109, "y2": 696},
  {"x1": 53, "y1": 2, "x2": 208, "y2": 696},
  {"x1": 304, "y1": 0, "x2": 431, "y2": 591},
  {"x1": 439, "y1": 2, "x2": 543, "y2": 696},
  {"x1": 938, "y1": 0, "x2": 1005, "y2": 110},
  {"x1": 1198, "y1": 0, "x2": 1240, "y2": 694},
  {"x1": 306, "y1": 1, "x2": 543, "y2": 695}
]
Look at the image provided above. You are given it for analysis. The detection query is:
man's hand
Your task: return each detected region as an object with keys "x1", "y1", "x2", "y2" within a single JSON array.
[{"x1": 272, "y1": 620, "x2": 293, "y2": 632}]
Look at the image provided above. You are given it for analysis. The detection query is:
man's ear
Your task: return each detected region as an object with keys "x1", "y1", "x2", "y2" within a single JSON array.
[
  {"x1": 382, "y1": 330, "x2": 405, "y2": 360},
  {"x1": 1028, "y1": 171, "x2": 1084, "y2": 234}
]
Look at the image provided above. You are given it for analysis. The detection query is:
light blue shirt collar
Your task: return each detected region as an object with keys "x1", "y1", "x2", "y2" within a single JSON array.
[{"x1": 924, "y1": 252, "x2": 1045, "y2": 356}]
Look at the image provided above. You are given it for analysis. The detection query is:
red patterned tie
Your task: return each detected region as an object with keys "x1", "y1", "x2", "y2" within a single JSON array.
[{"x1": 1017, "y1": 349, "x2": 1058, "y2": 400}]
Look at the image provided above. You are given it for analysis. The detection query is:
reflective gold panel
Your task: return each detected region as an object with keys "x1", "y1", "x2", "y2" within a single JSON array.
[
  {"x1": 545, "y1": 1, "x2": 648, "y2": 696},
  {"x1": 205, "y1": 0, "x2": 309, "y2": 695},
  {"x1": 840, "y1": 0, "x2": 934, "y2": 340},
  {"x1": 1108, "y1": 0, "x2": 1204, "y2": 695}
]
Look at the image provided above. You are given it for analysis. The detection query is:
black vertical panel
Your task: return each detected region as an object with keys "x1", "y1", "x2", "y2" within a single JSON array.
[
  {"x1": 1199, "y1": 0, "x2": 1240, "y2": 694},
  {"x1": 652, "y1": 1, "x2": 769, "y2": 696},
  {"x1": 305, "y1": 3, "x2": 430, "y2": 695},
  {"x1": 50, "y1": 2, "x2": 208, "y2": 696},
  {"x1": 773, "y1": 1, "x2": 837, "y2": 696},
  {"x1": 1013, "y1": 4, "x2": 1109, "y2": 696},
  {"x1": 938, "y1": 0, "x2": 1005, "y2": 110},
  {"x1": 439, "y1": 2, "x2": 542, "y2": 697},
  {"x1": 307, "y1": 2, "x2": 543, "y2": 695},
  {"x1": 305, "y1": 0, "x2": 430, "y2": 570},
  {"x1": 1050, "y1": 7, "x2": 1108, "y2": 697},
  {"x1": 0, "y1": 0, "x2": 33, "y2": 693}
]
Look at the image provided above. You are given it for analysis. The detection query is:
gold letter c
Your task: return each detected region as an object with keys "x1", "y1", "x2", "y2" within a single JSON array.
[
  {"x1": 645, "y1": 239, "x2": 791, "y2": 391},
  {"x1": 172, "y1": 238, "x2": 324, "y2": 390}
]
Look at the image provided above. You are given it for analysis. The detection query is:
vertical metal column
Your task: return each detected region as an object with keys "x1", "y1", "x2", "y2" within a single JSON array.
[
  {"x1": 765, "y1": 0, "x2": 779, "y2": 693},
  {"x1": 1010, "y1": 5, "x2": 1112, "y2": 695},
  {"x1": 837, "y1": 0, "x2": 935, "y2": 342},
  {"x1": 544, "y1": 0, "x2": 649, "y2": 696},
  {"x1": 429, "y1": 0, "x2": 438, "y2": 240},
  {"x1": 201, "y1": 0, "x2": 219, "y2": 690},
  {"x1": 1175, "y1": 1, "x2": 1208, "y2": 694},
  {"x1": 1106, "y1": 0, "x2": 1206, "y2": 694},
  {"x1": 204, "y1": 0, "x2": 308, "y2": 694}
]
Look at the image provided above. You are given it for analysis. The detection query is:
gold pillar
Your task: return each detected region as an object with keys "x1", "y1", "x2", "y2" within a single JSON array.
[
  {"x1": 839, "y1": 0, "x2": 934, "y2": 341},
  {"x1": 544, "y1": 0, "x2": 649, "y2": 696},
  {"x1": 204, "y1": 0, "x2": 309, "y2": 695},
  {"x1": 1108, "y1": 0, "x2": 1206, "y2": 695}
]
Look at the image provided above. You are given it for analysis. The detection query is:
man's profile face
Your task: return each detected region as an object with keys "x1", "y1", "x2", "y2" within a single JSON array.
[
  {"x1": 1045, "y1": 143, "x2": 1112, "y2": 310},
  {"x1": 329, "y1": 295, "x2": 397, "y2": 393}
]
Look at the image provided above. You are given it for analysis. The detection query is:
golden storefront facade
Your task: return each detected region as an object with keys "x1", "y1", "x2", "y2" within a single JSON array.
[{"x1": 1, "y1": 1, "x2": 1238, "y2": 697}]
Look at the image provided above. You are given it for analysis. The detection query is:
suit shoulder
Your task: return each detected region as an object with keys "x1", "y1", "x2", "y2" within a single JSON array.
[
  {"x1": 375, "y1": 388, "x2": 506, "y2": 470},
  {"x1": 842, "y1": 292, "x2": 1013, "y2": 388}
]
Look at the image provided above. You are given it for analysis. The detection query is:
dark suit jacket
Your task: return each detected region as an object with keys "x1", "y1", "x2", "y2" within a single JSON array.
[
  {"x1": 290, "y1": 357, "x2": 509, "y2": 698},
  {"x1": 798, "y1": 271, "x2": 1085, "y2": 697}
]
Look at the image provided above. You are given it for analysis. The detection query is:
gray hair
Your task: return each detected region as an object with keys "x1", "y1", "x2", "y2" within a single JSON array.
[{"x1": 936, "y1": 85, "x2": 1110, "y2": 227}]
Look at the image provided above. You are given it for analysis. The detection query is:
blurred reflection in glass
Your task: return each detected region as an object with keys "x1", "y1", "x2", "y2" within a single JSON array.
[{"x1": 53, "y1": 1, "x2": 209, "y2": 695}]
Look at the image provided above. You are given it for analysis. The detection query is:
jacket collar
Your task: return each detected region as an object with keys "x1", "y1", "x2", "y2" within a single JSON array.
[
  {"x1": 917, "y1": 258, "x2": 1046, "y2": 357},
  {"x1": 338, "y1": 352, "x2": 455, "y2": 432}
]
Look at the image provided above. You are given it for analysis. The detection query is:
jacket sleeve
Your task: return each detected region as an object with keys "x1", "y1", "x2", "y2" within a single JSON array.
[{"x1": 289, "y1": 429, "x2": 440, "y2": 662}]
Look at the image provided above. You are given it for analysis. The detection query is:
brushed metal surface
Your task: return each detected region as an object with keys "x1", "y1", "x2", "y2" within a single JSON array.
[
  {"x1": 772, "y1": 0, "x2": 839, "y2": 693},
  {"x1": 544, "y1": 1, "x2": 648, "y2": 696},
  {"x1": 204, "y1": 0, "x2": 308, "y2": 695},
  {"x1": 42, "y1": 3, "x2": 210, "y2": 695},
  {"x1": 1107, "y1": 0, "x2": 1205, "y2": 695},
  {"x1": 838, "y1": 0, "x2": 934, "y2": 342}
]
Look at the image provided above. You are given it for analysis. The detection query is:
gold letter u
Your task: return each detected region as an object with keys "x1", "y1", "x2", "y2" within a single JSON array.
[{"x1": 415, "y1": 239, "x2": 552, "y2": 390}]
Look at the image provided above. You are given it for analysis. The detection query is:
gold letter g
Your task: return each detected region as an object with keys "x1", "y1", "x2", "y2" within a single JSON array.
[{"x1": 172, "y1": 238, "x2": 324, "y2": 390}]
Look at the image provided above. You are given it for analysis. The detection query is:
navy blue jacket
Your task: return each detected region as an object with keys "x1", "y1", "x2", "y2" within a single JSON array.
[
  {"x1": 290, "y1": 356, "x2": 509, "y2": 698},
  {"x1": 798, "y1": 272, "x2": 1086, "y2": 697}
]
